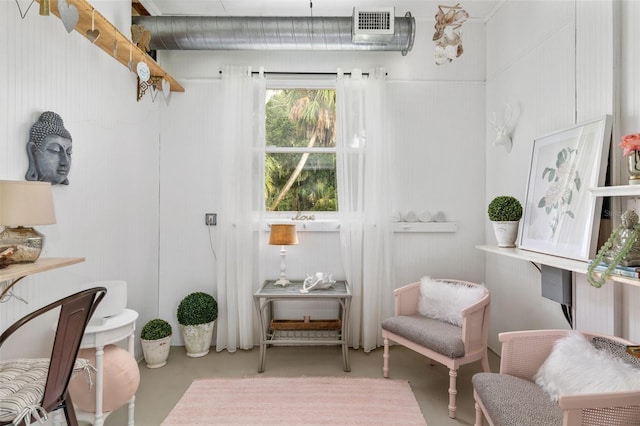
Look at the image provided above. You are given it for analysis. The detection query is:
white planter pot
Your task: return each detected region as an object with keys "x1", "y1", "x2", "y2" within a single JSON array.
[
  {"x1": 180, "y1": 321, "x2": 215, "y2": 357},
  {"x1": 141, "y1": 335, "x2": 171, "y2": 368},
  {"x1": 492, "y1": 221, "x2": 520, "y2": 248}
]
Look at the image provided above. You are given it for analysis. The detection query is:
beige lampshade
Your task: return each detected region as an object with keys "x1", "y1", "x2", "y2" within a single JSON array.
[
  {"x1": 269, "y1": 224, "x2": 298, "y2": 246},
  {"x1": 0, "y1": 180, "x2": 56, "y2": 226}
]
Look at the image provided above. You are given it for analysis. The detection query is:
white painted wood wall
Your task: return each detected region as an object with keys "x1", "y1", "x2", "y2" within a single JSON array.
[
  {"x1": 2, "y1": 0, "x2": 639, "y2": 358},
  {"x1": 0, "y1": 0, "x2": 160, "y2": 359},
  {"x1": 486, "y1": 0, "x2": 640, "y2": 351}
]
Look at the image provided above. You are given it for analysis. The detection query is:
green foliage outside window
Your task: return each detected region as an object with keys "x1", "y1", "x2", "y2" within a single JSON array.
[{"x1": 265, "y1": 89, "x2": 338, "y2": 212}]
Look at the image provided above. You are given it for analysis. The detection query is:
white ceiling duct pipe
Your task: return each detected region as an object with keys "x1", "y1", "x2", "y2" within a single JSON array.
[{"x1": 132, "y1": 13, "x2": 415, "y2": 55}]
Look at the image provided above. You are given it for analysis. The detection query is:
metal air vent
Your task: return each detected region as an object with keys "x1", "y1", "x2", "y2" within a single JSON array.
[{"x1": 352, "y1": 7, "x2": 394, "y2": 43}]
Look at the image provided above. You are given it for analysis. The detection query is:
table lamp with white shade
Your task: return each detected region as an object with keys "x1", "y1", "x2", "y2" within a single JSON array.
[
  {"x1": 269, "y1": 223, "x2": 298, "y2": 286},
  {"x1": 0, "y1": 180, "x2": 56, "y2": 266}
]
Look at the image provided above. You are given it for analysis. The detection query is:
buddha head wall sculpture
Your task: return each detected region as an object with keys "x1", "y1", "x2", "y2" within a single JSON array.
[{"x1": 26, "y1": 111, "x2": 73, "y2": 185}]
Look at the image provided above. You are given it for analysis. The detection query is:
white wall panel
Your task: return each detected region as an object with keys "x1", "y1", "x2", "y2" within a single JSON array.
[
  {"x1": 485, "y1": 1, "x2": 576, "y2": 352},
  {"x1": 1, "y1": 0, "x2": 160, "y2": 360},
  {"x1": 576, "y1": 1, "x2": 614, "y2": 121},
  {"x1": 159, "y1": 77, "x2": 486, "y2": 344},
  {"x1": 487, "y1": 0, "x2": 574, "y2": 81}
]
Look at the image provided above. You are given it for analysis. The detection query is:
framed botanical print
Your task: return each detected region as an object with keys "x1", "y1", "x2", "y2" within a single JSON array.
[{"x1": 519, "y1": 115, "x2": 612, "y2": 260}]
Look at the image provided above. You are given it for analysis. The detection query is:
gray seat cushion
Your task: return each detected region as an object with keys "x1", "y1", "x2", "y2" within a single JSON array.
[
  {"x1": 473, "y1": 372, "x2": 563, "y2": 426},
  {"x1": 381, "y1": 314, "x2": 465, "y2": 358}
]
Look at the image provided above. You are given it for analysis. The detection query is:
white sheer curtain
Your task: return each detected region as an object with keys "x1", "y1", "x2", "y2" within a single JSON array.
[
  {"x1": 216, "y1": 65, "x2": 266, "y2": 352},
  {"x1": 336, "y1": 68, "x2": 394, "y2": 352}
]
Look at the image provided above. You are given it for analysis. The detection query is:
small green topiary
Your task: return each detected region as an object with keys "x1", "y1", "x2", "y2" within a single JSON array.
[
  {"x1": 140, "y1": 319, "x2": 172, "y2": 341},
  {"x1": 488, "y1": 196, "x2": 523, "y2": 222},
  {"x1": 177, "y1": 292, "x2": 218, "y2": 326}
]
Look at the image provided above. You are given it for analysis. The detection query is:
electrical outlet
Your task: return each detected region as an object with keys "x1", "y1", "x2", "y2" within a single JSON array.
[{"x1": 205, "y1": 213, "x2": 217, "y2": 226}]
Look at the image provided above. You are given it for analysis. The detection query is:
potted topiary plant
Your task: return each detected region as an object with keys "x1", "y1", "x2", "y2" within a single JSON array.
[
  {"x1": 140, "y1": 319, "x2": 172, "y2": 368},
  {"x1": 177, "y1": 292, "x2": 218, "y2": 357},
  {"x1": 488, "y1": 195, "x2": 523, "y2": 248}
]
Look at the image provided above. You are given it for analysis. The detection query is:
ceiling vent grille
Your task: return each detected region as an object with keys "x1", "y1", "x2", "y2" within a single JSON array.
[{"x1": 352, "y1": 7, "x2": 395, "y2": 43}]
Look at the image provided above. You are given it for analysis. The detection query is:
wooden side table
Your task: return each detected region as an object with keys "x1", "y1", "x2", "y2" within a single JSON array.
[
  {"x1": 253, "y1": 280, "x2": 351, "y2": 373},
  {"x1": 77, "y1": 309, "x2": 139, "y2": 426}
]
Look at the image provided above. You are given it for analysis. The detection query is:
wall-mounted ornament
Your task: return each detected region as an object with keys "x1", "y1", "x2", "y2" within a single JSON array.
[
  {"x1": 137, "y1": 61, "x2": 150, "y2": 82},
  {"x1": 433, "y1": 3, "x2": 468, "y2": 65},
  {"x1": 14, "y1": 0, "x2": 37, "y2": 19},
  {"x1": 86, "y1": 9, "x2": 100, "y2": 43},
  {"x1": 489, "y1": 103, "x2": 519, "y2": 153},
  {"x1": 128, "y1": 45, "x2": 134, "y2": 71},
  {"x1": 137, "y1": 76, "x2": 163, "y2": 102},
  {"x1": 162, "y1": 78, "x2": 171, "y2": 100},
  {"x1": 131, "y1": 24, "x2": 151, "y2": 53},
  {"x1": 58, "y1": 0, "x2": 79, "y2": 33},
  {"x1": 26, "y1": 111, "x2": 73, "y2": 185}
]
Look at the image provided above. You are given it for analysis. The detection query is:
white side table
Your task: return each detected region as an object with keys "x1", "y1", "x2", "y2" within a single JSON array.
[{"x1": 78, "y1": 309, "x2": 139, "y2": 426}]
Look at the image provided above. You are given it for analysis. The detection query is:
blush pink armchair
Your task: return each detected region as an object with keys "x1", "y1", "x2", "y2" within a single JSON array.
[
  {"x1": 381, "y1": 279, "x2": 491, "y2": 419},
  {"x1": 473, "y1": 329, "x2": 640, "y2": 426}
]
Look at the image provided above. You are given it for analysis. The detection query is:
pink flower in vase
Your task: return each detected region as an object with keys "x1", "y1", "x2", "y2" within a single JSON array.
[{"x1": 620, "y1": 133, "x2": 640, "y2": 156}]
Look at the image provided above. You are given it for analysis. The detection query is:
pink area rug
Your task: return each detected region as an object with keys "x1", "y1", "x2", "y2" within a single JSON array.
[{"x1": 161, "y1": 377, "x2": 427, "y2": 425}]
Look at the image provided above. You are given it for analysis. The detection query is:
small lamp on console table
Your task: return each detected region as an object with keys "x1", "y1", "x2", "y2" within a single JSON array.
[
  {"x1": 0, "y1": 180, "x2": 56, "y2": 267},
  {"x1": 269, "y1": 224, "x2": 298, "y2": 286}
]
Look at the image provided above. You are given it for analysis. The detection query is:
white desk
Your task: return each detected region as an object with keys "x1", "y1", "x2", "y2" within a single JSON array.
[{"x1": 78, "y1": 309, "x2": 139, "y2": 426}]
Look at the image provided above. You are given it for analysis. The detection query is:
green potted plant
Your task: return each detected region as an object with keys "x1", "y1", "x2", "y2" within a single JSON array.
[
  {"x1": 140, "y1": 319, "x2": 172, "y2": 368},
  {"x1": 177, "y1": 292, "x2": 218, "y2": 357},
  {"x1": 488, "y1": 195, "x2": 523, "y2": 248}
]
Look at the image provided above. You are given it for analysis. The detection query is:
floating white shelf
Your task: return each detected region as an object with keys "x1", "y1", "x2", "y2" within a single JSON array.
[
  {"x1": 476, "y1": 245, "x2": 588, "y2": 273},
  {"x1": 392, "y1": 222, "x2": 457, "y2": 233},
  {"x1": 589, "y1": 185, "x2": 640, "y2": 197},
  {"x1": 477, "y1": 245, "x2": 640, "y2": 289}
]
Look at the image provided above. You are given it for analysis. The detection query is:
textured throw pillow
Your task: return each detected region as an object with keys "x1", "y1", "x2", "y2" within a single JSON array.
[
  {"x1": 417, "y1": 276, "x2": 485, "y2": 327},
  {"x1": 534, "y1": 332, "x2": 640, "y2": 402},
  {"x1": 592, "y1": 336, "x2": 640, "y2": 369}
]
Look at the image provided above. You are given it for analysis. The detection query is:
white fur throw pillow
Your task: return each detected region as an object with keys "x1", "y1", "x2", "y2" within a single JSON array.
[
  {"x1": 417, "y1": 277, "x2": 486, "y2": 327},
  {"x1": 534, "y1": 332, "x2": 640, "y2": 402}
]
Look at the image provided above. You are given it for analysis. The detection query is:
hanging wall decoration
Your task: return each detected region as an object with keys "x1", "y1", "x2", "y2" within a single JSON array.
[
  {"x1": 15, "y1": 0, "x2": 37, "y2": 19},
  {"x1": 86, "y1": 9, "x2": 100, "y2": 43},
  {"x1": 58, "y1": 0, "x2": 79, "y2": 33},
  {"x1": 25, "y1": 111, "x2": 73, "y2": 185},
  {"x1": 433, "y1": 3, "x2": 468, "y2": 65}
]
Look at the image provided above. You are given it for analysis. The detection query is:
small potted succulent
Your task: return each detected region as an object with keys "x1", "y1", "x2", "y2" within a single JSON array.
[
  {"x1": 177, "y1": 292, "x2": 218, "y2": 357},
  {"x1": 488, "y1": 195, "x2": 523, "y2": 248},
  {"x1": 140, "y1": 319, "x2": 172, "y2": 368}
]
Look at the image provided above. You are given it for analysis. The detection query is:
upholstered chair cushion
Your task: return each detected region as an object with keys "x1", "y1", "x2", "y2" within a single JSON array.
[
  {"x1": 473, "y1": 372, "x2": 563, "y2": 426},
  {"x1": 0, "y1": 358, "x2": 92, "y2": 424},
  {"x1": 381, "y1": 314, "x2": 465, "y2": 358}
]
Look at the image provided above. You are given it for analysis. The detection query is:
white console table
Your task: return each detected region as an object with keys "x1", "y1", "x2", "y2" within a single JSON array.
[{"x1": 78, "y1": 309, "x2": 139, "y2": 426}]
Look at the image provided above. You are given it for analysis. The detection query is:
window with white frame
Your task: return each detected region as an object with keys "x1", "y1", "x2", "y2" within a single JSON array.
[{"x1": 265, "y1": 84, "x2": 337, "y2": 213}]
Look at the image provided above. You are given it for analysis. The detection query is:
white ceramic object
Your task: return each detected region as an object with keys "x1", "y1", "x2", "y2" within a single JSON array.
[
  {"x1": 492, "y1": 221, "x2": 520, "y2": 248},
  {"x1": 181, "y1": 321, "x2": 215, "y2": 357},
  {"x1": 81, "y1": 280, "x2": 127, "y2": 319},
  {"x1": 141, "y1": 335, "x2": 171, "y2": 368},
  {"x1": 300, "y1": 273, "x2": 336, "y2": 293}
]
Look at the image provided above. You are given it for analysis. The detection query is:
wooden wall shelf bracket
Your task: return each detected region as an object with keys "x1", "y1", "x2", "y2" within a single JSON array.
[
  {"x1": 137, "y1": 76, "x2": 163, "y2": 101},
  {"x1": 36, "y1": 0, "x2": 184, "y2": 94}
]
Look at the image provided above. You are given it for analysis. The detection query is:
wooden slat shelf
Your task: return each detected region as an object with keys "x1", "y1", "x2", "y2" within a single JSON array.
[
  {"x1": 270, "y1": 319, "x2": 341, "y2": 331},
  {"x1": 0, "y1": 257, "x2": 85, "y2": 282},
  {"x1": 37, "y1": 0, "x2": 184, "y2": 93}
]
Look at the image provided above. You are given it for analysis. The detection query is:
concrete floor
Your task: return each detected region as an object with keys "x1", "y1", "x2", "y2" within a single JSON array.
[{"x1": 104, "y1": 345, "x2": 500, "y2": 426}]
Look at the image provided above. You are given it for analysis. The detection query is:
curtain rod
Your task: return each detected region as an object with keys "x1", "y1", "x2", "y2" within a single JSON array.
[{"x1": 218, "y1": 70, "x2": 388, "y2": 77}]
